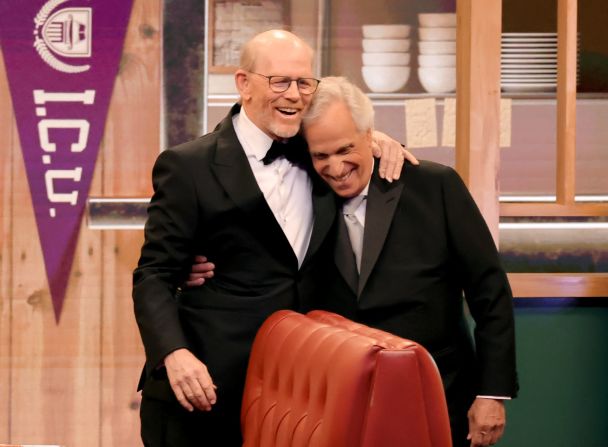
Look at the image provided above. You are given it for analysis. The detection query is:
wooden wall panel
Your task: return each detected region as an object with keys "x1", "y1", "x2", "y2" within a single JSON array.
[
  {"x1": 99, "y1": 1, "x2": 161, "y2": 446},
  {"x1": 0, "y1": 51, "x2": 14, "y2": 443},
  {"x1": 9, "y1": 120, "x2": 102, "y2": 445},
  {"x1": 100, "y1": 232, "x2": 146, "y2": 446},
  {"x1": 0, "y1": 0, "x2": 161, "y2": 445}
]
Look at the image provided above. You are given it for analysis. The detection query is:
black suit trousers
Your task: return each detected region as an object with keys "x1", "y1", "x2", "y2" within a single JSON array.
[{"x1": 140, "y1": 369, "x2": 243, "y2": 447}]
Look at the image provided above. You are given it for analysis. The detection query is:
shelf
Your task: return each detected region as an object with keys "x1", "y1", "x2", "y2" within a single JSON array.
[{"x1": 206, "y1": 92, "x2": 608, "y2": 107}]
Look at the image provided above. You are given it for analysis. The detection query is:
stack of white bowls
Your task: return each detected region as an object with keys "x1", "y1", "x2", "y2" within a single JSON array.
[
  {"x1": 361, "y1": 24, "x2": 411, "y2": 93},
  {"x1": 417, "y1": 13, "x2": 457, "y2": 94}
]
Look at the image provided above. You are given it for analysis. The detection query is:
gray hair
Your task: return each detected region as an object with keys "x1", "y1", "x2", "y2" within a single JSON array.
[{"x1": 303, "y1": 76, "x2": 374, "y2": 133}]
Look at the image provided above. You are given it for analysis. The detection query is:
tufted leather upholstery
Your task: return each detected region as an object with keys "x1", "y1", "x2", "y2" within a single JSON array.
[{"x1": 241, "y1": 310, "x2": 452, "y2": 447}]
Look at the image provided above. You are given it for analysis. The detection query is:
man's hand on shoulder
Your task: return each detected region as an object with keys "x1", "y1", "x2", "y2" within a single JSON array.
[
  {"x1": 164, "y1": 348, "x2": 217, "y2": 412},
  {"x1": 467, "y1": 398, "x2": 506, "y2": 446},
  {"x1": 371, "y1": 130, "x2": 419, "y2": 182}
]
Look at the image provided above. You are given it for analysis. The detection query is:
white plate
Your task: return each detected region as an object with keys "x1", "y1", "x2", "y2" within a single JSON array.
[
  {"x1": 502, "y1": 79, "x2": 561, "y2": 83},
  {"x1": 500, "y1": 67, "x2": 557, "y2": 74},
  {"x1": 502, "y1": 37, "x2": 578, "y2": 43},
  {"x1": 502, "y1": 48, "x2": 558, "y2": 54},
  {"x1": 502, "y1": 57, "x2": 562, "y2": 63},
  {"x1": 501, "y1": 83, "x2": 557, "y2": 92},
  {"x1": 501, "y1": 74, "x2": 557, "y2": 79},
  {"x1": 502, "y1": 52, "x2": 557, "y2": 58},
  {"x1": 502, "y1": 68, "x2": 557, "y2": 74},
  {"x1": 500, "y1": 79, "x2": 557, "y2": 85},
  {"x1": 501, "y1": 43, "x2": 557, "y2": 48},
  {"x1": 500, "y1": 80, "x2": 557, "y2": 87},
  {"x1": 502, "y1": 37, "x2": 558, "y2": 42},
  {"x1": 502, "y1": 32, "x2": 557, "y2": 37},
  {"x1": 501, "y1": 60, "x2": 558, "y2": 65},
  {"x1": 502, "y1": 64, "x2": 557, "y2": 68},
  {"x1": 500, "y1": 64, "x2": 557, "y2": 69},
  {"x1": 502, "y1": 60, "x2": 557, "y2": 65}
]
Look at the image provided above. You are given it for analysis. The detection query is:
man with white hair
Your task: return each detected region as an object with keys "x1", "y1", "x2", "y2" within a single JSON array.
[{"x1": 301, "y1": 77, "x2": 518, "y2": 447}]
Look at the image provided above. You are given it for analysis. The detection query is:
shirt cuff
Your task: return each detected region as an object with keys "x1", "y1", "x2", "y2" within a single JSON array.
[{"x1": 476, "y1": 395, "x2": 511, "y2": 400}]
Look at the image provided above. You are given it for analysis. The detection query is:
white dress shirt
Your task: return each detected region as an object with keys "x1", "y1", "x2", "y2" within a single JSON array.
[
  {"x1": 233, "y1": 108, "x2": 313, "y2": 268},
  {"x1": 342, "y1": 184, "x2": 370, "y2": 273}
]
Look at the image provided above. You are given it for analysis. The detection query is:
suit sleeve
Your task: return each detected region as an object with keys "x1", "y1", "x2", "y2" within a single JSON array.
[
  {"x1": 441, "y1": 167, "x2": 519, "y2": 398},
  {"x1": 133, "y1": 148, "x2": 200, "y2": 374}
]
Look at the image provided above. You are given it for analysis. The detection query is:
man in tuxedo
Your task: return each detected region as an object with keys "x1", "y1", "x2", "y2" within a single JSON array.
[
  {"x1": 133, "y1": 31, "x2": 412, "y2": 446},
  {"x1": 300, "y1": 77, "x2": 518, "y2": 447}
]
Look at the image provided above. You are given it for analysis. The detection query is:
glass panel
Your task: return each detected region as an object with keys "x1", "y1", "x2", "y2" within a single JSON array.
[
  {"x1": 575, "y1": 99, "x2": 608, "y2": 197},
  {"x1": 500, "y1": 0, "x2": 558, "y2": 198},
  {"x1": 500, "y1": 99, "x2": 557, "y2": 197},
  {"x1": 576, "y1": 0, "x2": 608, "y2": 197},
  {"x1": 577, "y1": 0, "x2": 608, "y2": 93}
]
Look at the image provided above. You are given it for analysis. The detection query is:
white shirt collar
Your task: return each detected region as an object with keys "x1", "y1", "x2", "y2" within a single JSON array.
[
  {"x1": 233, "y1": 106, "x2": 274, "y2": 162},
  {"x1": 343, "y1": 157, "x2": 374, "y2": 210}
]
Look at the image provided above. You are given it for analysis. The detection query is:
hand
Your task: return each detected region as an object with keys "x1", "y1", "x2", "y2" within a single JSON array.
[
  {"x1": 371, "y1": 130, "x2": 419, "y2": 182},
  {"x1": 164, "y1": 348, "x2": 217, "y2": 412},
  {"x1": 467, "y1": 398, "x2": 506, "y2": 446},
  {"x1": 186, "y1": 255, "x2": 215, "y2": 287}
]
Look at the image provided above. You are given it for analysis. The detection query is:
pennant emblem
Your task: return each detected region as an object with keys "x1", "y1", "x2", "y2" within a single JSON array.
[{"x1": 34, "y1": 1, "x2": 92, "y2": 73}]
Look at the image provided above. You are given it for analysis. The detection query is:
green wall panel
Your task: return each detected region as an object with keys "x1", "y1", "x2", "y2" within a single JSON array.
[{"x1": 501, "y1": 300, "x2": 608, "y2": 447}]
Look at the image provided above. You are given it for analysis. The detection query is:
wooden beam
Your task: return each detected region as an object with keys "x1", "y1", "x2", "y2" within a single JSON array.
[
  {"x1": 500, "y1": 202, "x2": 608, "y2": 217},
  {"x1": 456, "y1": 0, "x2": 502, "y2": 244},
  {"x1": 556, "y1": 0, "x2": 577, "y2": 204},
  {"x1": 509, "y1": 273, "x2": 608, "y2": 298}
]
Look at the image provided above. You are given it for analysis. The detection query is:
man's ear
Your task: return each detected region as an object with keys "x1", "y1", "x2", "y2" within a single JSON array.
[
  {"x1": 235, "y1": 69, "x2": 251, "y2": 101},
  {"x1": 366, "y1": 128, "x2": 374, "y2": 146}
]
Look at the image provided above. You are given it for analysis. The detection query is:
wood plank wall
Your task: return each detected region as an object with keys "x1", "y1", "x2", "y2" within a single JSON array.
[
  {"x1": 0, "y1": 1, "x2": 161, "y2": 445},
  {"x1": 0, "y1": 47, "x2": 14, "y2": 444}
]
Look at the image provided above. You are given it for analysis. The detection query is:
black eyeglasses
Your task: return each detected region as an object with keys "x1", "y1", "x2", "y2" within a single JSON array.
[{"x1": 249, "y1": 71, "x2": 320, "y2": 95}]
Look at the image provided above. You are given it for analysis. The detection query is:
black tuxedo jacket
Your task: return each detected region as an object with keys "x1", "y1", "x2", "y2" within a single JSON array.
[
  {"x1": 317, "y1": 160, "x2": 518, "y2": 420},
  {"x1": 133, "y1": 104, "x2": 336, "y2": 396}
]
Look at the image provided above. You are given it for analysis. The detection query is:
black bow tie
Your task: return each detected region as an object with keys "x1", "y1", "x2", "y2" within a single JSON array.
[{"x1": 262, "y1": 136, "x2": 310, "y2": 168}]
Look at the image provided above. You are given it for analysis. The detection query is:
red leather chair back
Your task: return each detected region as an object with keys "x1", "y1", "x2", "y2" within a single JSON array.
[{"x1": 241, "y1": 310, "x2": 452, "y2": 447}]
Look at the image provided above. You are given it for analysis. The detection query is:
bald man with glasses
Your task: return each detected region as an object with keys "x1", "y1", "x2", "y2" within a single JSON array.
[{"x1": 133, "y1": 30, "x2": 415, "y2": 446}]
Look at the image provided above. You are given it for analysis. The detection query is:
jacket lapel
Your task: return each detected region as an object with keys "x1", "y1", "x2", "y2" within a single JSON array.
[
  {"x1": 210, "y1": 104, "x2": 297, "y2": 267},
  {"x1": 358, "y1": 169, "x2": 403, "y2": 295},
  {"x1": 333, "y1": 213, "x2": 359, "y2": 294},
  {"x1": 302, "y1": 173, "x2": 337, "y2": 267}
]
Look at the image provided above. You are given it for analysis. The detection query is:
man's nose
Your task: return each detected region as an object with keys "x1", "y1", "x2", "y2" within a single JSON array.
[
  {"x1": 282, "y1": 80, "x2": 302, "y2": 100},
  {"x1": 327, "y1": 158, "x2": 343, "y2": 176}
]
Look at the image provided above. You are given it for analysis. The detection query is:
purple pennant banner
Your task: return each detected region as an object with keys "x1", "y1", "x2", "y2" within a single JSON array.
[{"x1": 0, "y1": 0, "x2": 134, "y2": 322}]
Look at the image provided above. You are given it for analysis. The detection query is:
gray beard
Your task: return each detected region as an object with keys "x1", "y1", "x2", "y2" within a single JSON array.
[{"x1": 269, "y1": 122, "x2": 300, "y2": 139}]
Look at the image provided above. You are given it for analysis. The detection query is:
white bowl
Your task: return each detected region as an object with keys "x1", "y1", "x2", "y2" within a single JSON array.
[
  {"x1": 362, "y1": 66, "x2": 411, "y2": 93},
  {"x1": 418, "y1": 40, "x2": 457, "y2": 54},
  {"x1": 362, "y1": 52, "x2": 410, "y2": 66},
  {"x1": 418, "y1": 13, "x2": 457, "y2": 27},
  {"x1": 418, "y1": 27, "x2": 457, "y2": 41},
  {"x1": 418, "y1": 54, "x2": 456, "y2": 67},
  {"x1": 418, "y1": 67, "x2": 456, "y2": 93},
  {"x1": 362, "y1": 38, "x2": 411, "y2": 53},
  {"x1": 362, "y1": 24, "x2": 411, "y2": 39}
]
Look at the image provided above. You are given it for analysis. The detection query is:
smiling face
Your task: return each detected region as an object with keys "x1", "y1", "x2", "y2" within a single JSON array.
[
  {"x1": 236, "y1": 31, "x2": 314, "y2": 140},
  {"x1": 304, "y1": 101, "x2": 374, "y2": 198}
]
